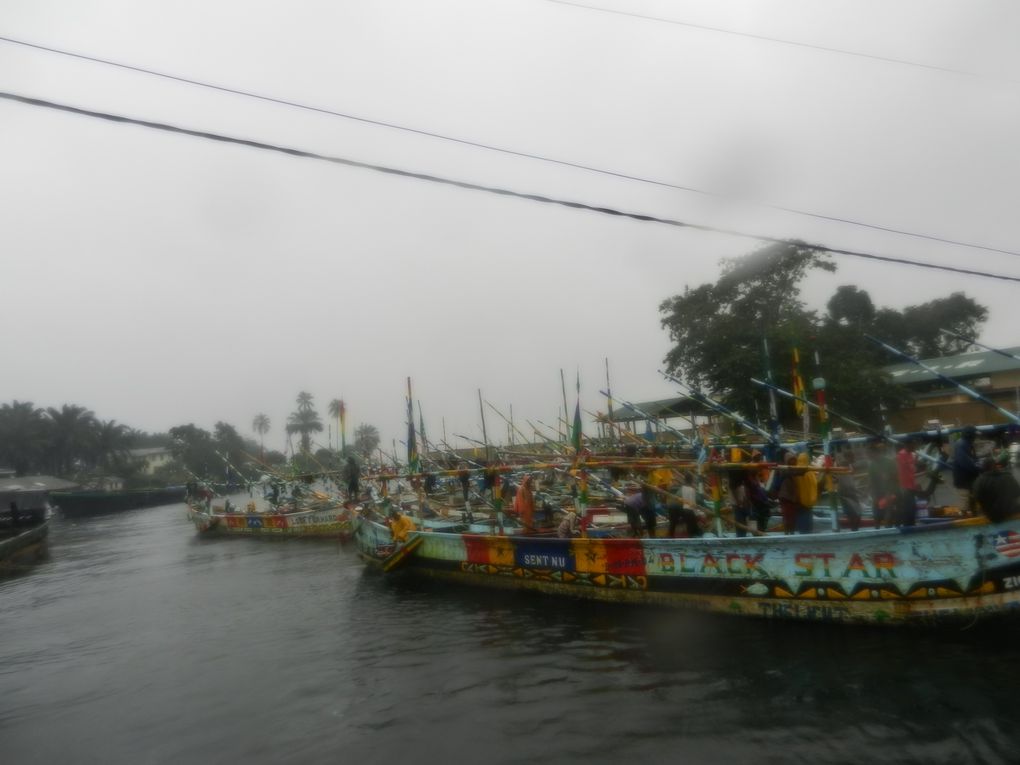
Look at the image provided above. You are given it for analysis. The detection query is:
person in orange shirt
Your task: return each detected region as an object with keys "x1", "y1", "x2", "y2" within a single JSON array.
[{"x1": 513, "y1": 474, "x2": 536, "y2": 532}]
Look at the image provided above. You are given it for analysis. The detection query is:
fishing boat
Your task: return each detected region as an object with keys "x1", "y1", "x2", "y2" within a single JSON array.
[
  {"x1": 1, "y1": 480, "x2": 53, "y2": 573},
  {"x1": 186, "y1": 495, "x2": 355, "y2": 539},
  {"x1": 353, "y1": 513, "x2": 1020, "y2": 625}
]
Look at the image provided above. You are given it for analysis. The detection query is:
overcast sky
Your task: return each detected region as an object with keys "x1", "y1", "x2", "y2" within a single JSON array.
[{"x1": 2, "y1": 0, "x2": 1019, "y2": 454}]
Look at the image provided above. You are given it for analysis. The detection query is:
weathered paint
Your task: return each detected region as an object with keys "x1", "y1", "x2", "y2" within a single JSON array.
[{"x1": 354, "y1": 516, "x2": 1020, "y2": 625}]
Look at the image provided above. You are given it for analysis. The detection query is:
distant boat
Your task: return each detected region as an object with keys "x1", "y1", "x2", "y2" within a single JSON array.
[
  {"x1": 186, "y1": 496, "x2": 355, "y2": 539},
  {"x1": 353, "y1": 514, "x2": 1020, "y2": 626},
  {"x1": 0, "y1": 480, "x2": 53, "y2": 574},
  {"x1": 53, "y1": 486, "x2": 187, "y2": 517}
]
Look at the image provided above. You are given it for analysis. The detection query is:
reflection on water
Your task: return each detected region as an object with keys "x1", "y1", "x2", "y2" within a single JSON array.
[{"x1": 1, "y1": 504, "x2": 1018, "y2": 764}]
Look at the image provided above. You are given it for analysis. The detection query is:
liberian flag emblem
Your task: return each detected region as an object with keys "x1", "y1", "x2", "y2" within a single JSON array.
[{"x1": 994, "y1": 530, "x2": 1020, "y2": 558}]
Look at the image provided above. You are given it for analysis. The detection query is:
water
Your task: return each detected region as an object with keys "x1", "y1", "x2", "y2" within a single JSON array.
[{"x1": 2, "y1": 503, "x2": 1019, "y2": 765}]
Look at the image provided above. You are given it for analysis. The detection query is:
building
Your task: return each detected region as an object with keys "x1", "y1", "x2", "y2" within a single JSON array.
[
  {"x1": 884, "y1": 346, "x2": 1020, "y2": 431},
  {"x1": 128, "y1": 447, "x2": 174, "y2": 476}
]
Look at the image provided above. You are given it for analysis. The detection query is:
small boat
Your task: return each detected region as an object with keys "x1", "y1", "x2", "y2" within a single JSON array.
[
  {"x1": 186, "y1": 497, "x2": 355, "y2": 539},
  {"x1": 353, "y1": 513, "x2": 1020, "y2": 626},
  {"x1": 1, "y1": 481, "x2": 53, "y2": 574}
]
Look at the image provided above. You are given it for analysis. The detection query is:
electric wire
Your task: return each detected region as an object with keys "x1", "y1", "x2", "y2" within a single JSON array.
[
  {"x1": 2, "y1": 89, "x2": 1019, "y2": 285},
  {"x1": 548, "y1": 0, "x2": 1019, "y2": 84},
  {"x1": 1, "y1": 33, "x2": 1017, "y2": 258}
]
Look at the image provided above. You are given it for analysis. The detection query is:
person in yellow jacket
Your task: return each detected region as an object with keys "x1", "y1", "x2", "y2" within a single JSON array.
[
  {"x1": 388, "y1": 507, "x2": 416, "y2": 544},
  {"x1": 794, "y1": 452, "x2": 818, "y2": 533}
]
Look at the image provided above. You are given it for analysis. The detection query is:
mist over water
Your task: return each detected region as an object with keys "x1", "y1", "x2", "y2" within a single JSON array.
[{"x1": 2, "y1": 503, "x2": 1018, "y2": 765}]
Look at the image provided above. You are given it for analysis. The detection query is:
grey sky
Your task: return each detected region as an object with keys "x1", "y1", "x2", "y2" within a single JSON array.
[{"x1": 2, "y1": 0, "x2": 1018, "y2": 454}]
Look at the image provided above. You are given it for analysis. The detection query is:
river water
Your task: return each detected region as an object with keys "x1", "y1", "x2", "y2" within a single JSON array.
[{"x1": 2, "y1": 501, "x2": 1019, "y2": 765}]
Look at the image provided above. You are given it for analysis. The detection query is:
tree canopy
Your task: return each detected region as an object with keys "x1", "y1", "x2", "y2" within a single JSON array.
[{"x1": 659, "y1": 242, "x2": 989, "y2": 428}]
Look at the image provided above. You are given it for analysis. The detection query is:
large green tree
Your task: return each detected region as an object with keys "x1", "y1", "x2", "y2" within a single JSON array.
[{"x1": 660, "y1": 242, "x2": 988, "y2": 429}]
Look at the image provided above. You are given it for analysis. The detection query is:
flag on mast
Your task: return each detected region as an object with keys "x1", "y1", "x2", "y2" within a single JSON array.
[
  {"x1": 406, "y1": 378, "x2": 420, "y2": 473},
  {"x1": 339, "y1": 399, "x2": 347, "y2": 452},
  {"x1": 571, "y1": 371, "x2": 583, "y2": 453},
  {"x1": 791, "y1": 348, "x2": 810, "y2": 433}
]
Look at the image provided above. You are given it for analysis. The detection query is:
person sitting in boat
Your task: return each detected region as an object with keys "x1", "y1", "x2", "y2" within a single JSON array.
[
  {"x1": 557, "y1": 506, "x2": 580, "y2": 538},
  {"x1": 387, "y1": 507, "x2": 416, "y2": 545},
  {"x1": 972, "y1": 451, "x2": 1020, "y2": 523}
]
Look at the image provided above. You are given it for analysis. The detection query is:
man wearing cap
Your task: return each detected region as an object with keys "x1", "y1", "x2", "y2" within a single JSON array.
[
  {"x1": 952, "y1": 426, "x2": 982, "y2": 516},
  {"x1": 972, "y1": 451, "x2": 1020, "y2": 523}
]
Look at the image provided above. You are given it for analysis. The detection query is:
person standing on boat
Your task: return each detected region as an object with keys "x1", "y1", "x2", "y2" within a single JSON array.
[
  {"x1": 622, "y1": 483, "x2": 645, "y2": 537},
  {"x1": 794, "y1": 452, "x2": 817, "y2": 534},
  {"x1": 833, "y1": 453, "x2": 863, "y2": 531},
  {"x1": 866, "y1": 442, "x2": 898, "y2": 528},
  {"x1": 728, "y1": 471, "x2": 752, "y2": 537},
  {"x1": 514, "y1": 474, "x2": 536, "y2": 533},
  {"x1": 896, "y1": 439, "x2": 920, "y2": 526},
  {"x1": 952, "y1": 426, "x2": 981, "y2": 516},
  {"x1": 343, "y1": 455, "x2": 360, "y2": 500},
  {"x1": 777, "y1": 454, "x2": 800, "y2": 533},
  {"x1": 972, "y1": 451, "x2": 1020, "y2": 522}
]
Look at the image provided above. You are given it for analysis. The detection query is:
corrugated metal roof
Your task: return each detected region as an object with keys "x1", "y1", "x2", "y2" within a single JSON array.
[
  {"x1": 883, "y1": 346, "x2": 1020, "y2": 385},
  {"x1": 608, "y1": 396, "x2": 716, "y2": 422}
]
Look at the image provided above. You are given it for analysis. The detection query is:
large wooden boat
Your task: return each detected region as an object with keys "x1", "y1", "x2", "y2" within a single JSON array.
[
  {"x1": 353, "y1": 515, "x2": 1020, "y2": 625},
  {"x1": 186, "y1": 500, "x2": 354, "y2": 539}
]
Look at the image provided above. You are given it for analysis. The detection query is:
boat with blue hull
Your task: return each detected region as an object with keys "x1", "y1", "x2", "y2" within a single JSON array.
[{"x1": 354, "y1": 515, "x2": 1020, "y2": 625}]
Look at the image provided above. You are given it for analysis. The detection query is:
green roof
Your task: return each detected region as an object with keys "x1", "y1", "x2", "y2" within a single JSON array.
[{"x1": 883, "y1": 346, "x2": 1020, "y2": 386}]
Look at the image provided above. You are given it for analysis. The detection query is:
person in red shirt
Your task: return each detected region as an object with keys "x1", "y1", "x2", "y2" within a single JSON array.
[{"x1": 896, "y1": 440, "x2": 920, "y2": 526}]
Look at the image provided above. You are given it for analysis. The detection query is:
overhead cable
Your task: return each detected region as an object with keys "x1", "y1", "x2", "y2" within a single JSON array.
[
  {"x1": 2, "y1": 89, "x2": 1019, "y2": 284},
  {"x1": 547, "y1": 0, "x2": 1019, "y2": 84},
  {"x1": 0, "y1": 34, "x2": 1017, "y2": 258}
]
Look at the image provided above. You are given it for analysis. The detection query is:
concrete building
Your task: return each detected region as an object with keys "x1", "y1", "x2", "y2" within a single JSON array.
[
  {"x1": 884, "y1": 346, "x2": 1020, "y2": 431},
  {"x1": 128, "y1": 447, "x2": 174, "y2": 476}
]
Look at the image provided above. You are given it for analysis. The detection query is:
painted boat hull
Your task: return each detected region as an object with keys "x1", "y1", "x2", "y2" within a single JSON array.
[
  {"x1": 0, "y1": 521, "x2": 50, "y2": 573},
  {"x1": 353, "y1": 516, "x2": 1020, "y2": 625},
  {"x1": 186, "y1": 503, "x2": 353, "y2": 539}
]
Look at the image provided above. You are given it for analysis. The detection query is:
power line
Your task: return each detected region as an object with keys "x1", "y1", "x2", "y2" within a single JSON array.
[
  {"x1": 2, "y1": 89, "x2": 1019, "y2": 285},
  {"x1": 1, "y1": 33, "x2": 1017, "y2": 258},
  {"x1": 548, "y1": 0, "x2": 1019, "y2": 84}
]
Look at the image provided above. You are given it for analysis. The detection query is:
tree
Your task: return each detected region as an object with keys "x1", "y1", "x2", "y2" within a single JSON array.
[
  {"x1": 0, "y1": 401, "x2": 48, "y2": 475},
  {"x1": 93, "y1": 419, "x2": 133, "y2": 472},
  {"x1": 660, "y1": 242, "x2": 832, "y2": 418},
  {"x1": 252, "y1": 413, "x2": 270, "y2": 461},
  {"x1": 168, "y1": 424, "x2": 218, "y2": 479},
  {"x1": 659, "y1": 243, "x2": 988, "y2": 428},
  {"x1": 45, "y1": 404, "x2": 97, "y2": 476},
  {"x1": 286, "y1": 391, "x2": 323, "y2": 454},
  {"x1": 354, "y1": 423, "x2": 380, "y2": 462}
]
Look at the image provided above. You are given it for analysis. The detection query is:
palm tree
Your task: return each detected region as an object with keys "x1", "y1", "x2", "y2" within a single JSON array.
[
  {"x1": 286, "y1": 392, "x2": 322, "y2": 454},
  {"x1": 0, "y1": 400, "x2": 48, "y2": 476},
  {"x1": 45, "y1": 404, "x2": 97, "y2": 476},
  {"x1": 252, "y1": 413, "x2": 270, "y2": 461},
  {"x1": 94, "y1": 419, "x2": 132, "y2": 472},
  {"x1": 354, "y1": 423, "x2": 380, "y2": 462}
]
